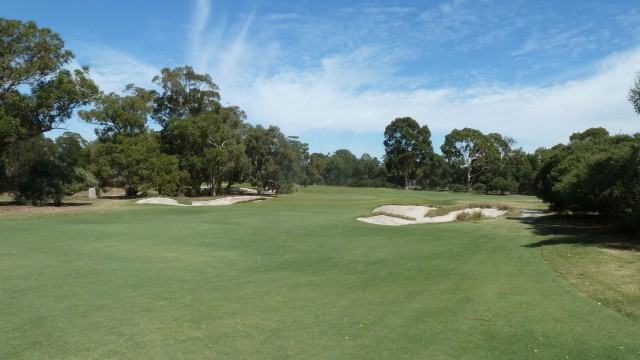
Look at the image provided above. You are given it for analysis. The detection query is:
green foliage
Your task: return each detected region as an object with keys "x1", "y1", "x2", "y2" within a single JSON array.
[
  {"x1": 0, "y1": 19, "x2": 99, "y2": 152},
  {"x1": 441, "y1": 128, "x2": 499, "y2": 191},
  {"x1": 487, "y1": 176, "x2": 517, "y2": 194},
  {"x1": 450, "y1": 184, "x2": 468, "y2": 192},
  {"x1": 14, "y1": 159, "x2": 96, "y2": 206},
  {"x1": 383, "y1": 117, "x2": 433, "y2": 189},
  {"x1": 90, "y1": 132, "x2": 182, "y2": 197},
  {"x1": 245, "y1": 125, "x2": 307, "y2": 194},
  {"x1": 629, "y1": 71, "x2": 640, "y2": 115},
  {"x1": 472, "y1": 183, "x2": 487, "y2": 193},
  {"x1": 78, "y1": 86, "x2": 152, "y2": 140},
  {"x1": 534, "y1": 128, "x2": 640, "y2": 234}
]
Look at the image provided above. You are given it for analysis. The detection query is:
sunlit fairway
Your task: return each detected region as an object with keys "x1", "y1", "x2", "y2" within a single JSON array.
[{"x1": 1, "y1": 186, "x2": 639, "y2": 359}]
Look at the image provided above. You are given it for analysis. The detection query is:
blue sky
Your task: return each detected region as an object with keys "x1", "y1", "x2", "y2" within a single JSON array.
[{"x1": 5, "y1": 0, "x2": 640, "y2": 158}]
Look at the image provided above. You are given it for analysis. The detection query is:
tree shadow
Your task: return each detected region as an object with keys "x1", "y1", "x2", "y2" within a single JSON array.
[
  {"x1": 509, "y1": 213, "x2": 640, "y2": 252},
  {"x1": 0, "y1": 200, "x2": 93, "y2": 207}
]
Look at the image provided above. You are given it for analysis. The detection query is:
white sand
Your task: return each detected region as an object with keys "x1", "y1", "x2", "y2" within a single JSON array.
[
  {"x1": 191, "y1": 196, "x2": 266, "y2": 206},
  {"x1": 136, "y1": 196, "x2": 266, "y2": 207},
  {"x1": 357, "y1": 205, "x2": 507, "y2": 226},
  {"x1": 136, "y1": 197, "x2": 184, "y2": 206}
]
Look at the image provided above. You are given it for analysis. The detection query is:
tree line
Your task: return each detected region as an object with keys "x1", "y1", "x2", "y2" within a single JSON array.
[{"x1": 2, "y1": 18, "x2": 639, "y2": 234}]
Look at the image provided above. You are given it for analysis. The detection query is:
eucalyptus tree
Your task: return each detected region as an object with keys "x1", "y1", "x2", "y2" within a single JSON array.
[
  {"x1": 245, "y1": 125, "x2": 307, "y2": 194},
  {"x1": 441, "y1": 128, "x2": 499, "y2": 191},
  {"x1": 80, "y1": 86, "x2": 183, "y2": 196},
  {"x1": 383, "y1": 117, "x2": 433, "y2": 189},
  {"x1": 0, "y1": 18, "x2": 99, "y2": 152},
  {"x1": 0, "y1": 18, "x2": 98, "y2": 203}
]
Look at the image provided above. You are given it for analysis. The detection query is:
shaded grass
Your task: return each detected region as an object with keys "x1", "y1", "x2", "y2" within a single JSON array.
[
  {"x1": 1, "y1": 186, "x2": 639, "y2": 359},
  {"x1": 522, "y1": 214, "x2": 640, "y2": 321}
]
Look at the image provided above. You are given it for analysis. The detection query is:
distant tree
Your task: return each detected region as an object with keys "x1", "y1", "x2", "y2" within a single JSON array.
[
  {"x1": 0, "y1": 18, "x2": 99, "y2": 152},
  {"x1": 55, "y1": 132, "x2": 89, "y2": 168},
  {"x1": 383, "y1": 117, "x2": 433, "y2": 189},
  {"x1": 629, "y1": 71, "x2": 640, "y2": 115},
  {"x1": 355, "y1": 153, "x2": 383, "y2": 187},
  {"x1": 245, "y1": 125, "x2": 305, "y2": 194},
  {"x1": 307, "y1": 153, "x2": 329, "y2": 185},
  {"x1": 569, "y1": 127, "x2": 609, "y2": 143},
  {"x1": 325, "y1": 149, "x2": 358, "y2": 186},
  {"x1": 441, "y1": 128, "x2": 498, "y2": 191}
]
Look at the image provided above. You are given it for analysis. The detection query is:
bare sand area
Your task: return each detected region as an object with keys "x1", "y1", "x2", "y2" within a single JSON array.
[
  {"x1": 136, "y1": 196, "x2": 266, "y2": 207},
  {"x1": 358, "y1": 205, "x2": 507, "y2": 226}
]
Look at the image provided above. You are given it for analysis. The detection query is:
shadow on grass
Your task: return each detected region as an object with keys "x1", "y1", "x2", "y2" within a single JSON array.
[
  {"x1": 0, "y1": 200, "x2": 93, "y2": 207},
  {"x1": 509, "y1": 213, "x2": 640, "y2": 252}
]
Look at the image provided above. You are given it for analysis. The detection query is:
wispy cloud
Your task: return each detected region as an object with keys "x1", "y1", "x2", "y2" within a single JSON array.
[
  {"x1": 227, "y1": 46, "x2": 640, "y2": 155},
  {"x1": 74, "y1": 45, "x2": 159, "y2": 93}
]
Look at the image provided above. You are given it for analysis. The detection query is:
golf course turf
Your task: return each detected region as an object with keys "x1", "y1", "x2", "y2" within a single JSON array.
[{"x1": 1, "y1": 186, "x2": 639, "y2": 359}]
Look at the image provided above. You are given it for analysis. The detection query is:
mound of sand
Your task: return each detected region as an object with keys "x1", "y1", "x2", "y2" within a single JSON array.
[
  {"x1": 136, "y1": 196, "x2": 266, "y2": 207},
  {"x1": 357, "y1": 205, "x2": 507, "y2": 226}
]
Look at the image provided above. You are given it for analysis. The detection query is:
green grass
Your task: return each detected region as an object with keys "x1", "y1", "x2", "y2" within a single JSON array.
[{"x1": 1, "y1": 186, "x2": 639, "y2": 359}]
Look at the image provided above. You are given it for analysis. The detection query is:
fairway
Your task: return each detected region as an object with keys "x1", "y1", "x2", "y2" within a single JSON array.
[{"x1": 1, "y1": 187, "x2": 639, "y2": 359}]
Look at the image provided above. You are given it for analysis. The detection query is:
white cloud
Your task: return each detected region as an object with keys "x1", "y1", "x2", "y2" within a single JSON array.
[
  {"x1": 74, "y1": 45, "x2": 159, "y2": 94},
  {"x1": 223, "y1": 46, "x2": 640, "y2": 153}
]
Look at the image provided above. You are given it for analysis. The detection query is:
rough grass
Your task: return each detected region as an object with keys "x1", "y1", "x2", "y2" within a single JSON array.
[
  {"x1": 524, "y1": 215, "x2": 640, "y2": 321},
  {"x1": 426, "y1": 202, "x2": 515, "y2": 218},
  {"x1": 455, "y1": 210, "x2": 484, "y2": 221},
  {"x1": 1, "y1": 186, "x2": 639, "y2": 359}
]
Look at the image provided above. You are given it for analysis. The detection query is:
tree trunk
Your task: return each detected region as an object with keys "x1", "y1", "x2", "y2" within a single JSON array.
[
  {"x1": 404, "y1": 173, "x2": 409, "y2": 190},
  {"x1": 466, "y1": 158, "x2": 475, "y2": 192},
  {"x1": 211, "y1": 175, "x2": 216, "y2": 196}
]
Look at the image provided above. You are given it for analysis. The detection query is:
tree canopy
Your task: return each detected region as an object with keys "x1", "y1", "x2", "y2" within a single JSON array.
[{"x1": 383, "y1": 117, "x2": 433, "y2": 189}]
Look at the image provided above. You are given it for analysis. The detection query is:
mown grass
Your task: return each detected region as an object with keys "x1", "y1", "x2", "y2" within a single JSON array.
[
  {"x1": 1, "y1": 186, "x2": 639, "y2": 359},
  {"x1": 523, "y1": 215, "x2": 640, "y2": 321}
]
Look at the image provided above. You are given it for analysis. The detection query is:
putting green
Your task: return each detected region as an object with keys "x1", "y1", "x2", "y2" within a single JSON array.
[{"x1": 1, "y1": 187, "x2": 638, "y2": 359}]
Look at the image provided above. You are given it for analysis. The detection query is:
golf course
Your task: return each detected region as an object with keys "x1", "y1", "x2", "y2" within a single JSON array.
[{"x1": 1, "y1": 186, "x2": 639, "y2": 359}]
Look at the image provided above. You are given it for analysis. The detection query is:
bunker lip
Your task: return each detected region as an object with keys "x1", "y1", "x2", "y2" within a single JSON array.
[
  {"x1": 357, "y1": 205, "x2": 507, "y2": 226},
  {"x1": 136, "y1": 196, "x2": 267, "y2": 206}
]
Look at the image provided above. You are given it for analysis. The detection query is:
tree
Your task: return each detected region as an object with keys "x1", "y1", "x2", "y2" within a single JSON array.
[
  {"x1": 151, "y1": 66, "x2": 221, "y2": 131},
  {"x1": 325, "y1": 149, "x2": 358, "y2": 186},
  {"x1": 383, "y1": 117, "x2": 433, "y2": 189},
  {"x1": 245, "y1": 125, "x2": 306, "y2": 194},
  {"x1": 90, "y1": 132, "x2": 182, "y2": 197},
  {"x1": 167, "y1": 106, "x2": 248, "y2": 195},
  {"x1": 534, "y1": 128, "x2": 640, "y2": 234},
  {"x1": 441, "y1": 128, "x2": 498, "y2": 191},
  {"x1": 0, "y1": 18, "x2": 99, "y2": 152},
  {"x1": 629, "y1": 71, "x2": 640, "y2": 115},
  {"x1": 307, "y1": 153, "x2": 329, "y2": 185},
  {"x1": 78, "y1": 85, "x2": 152, "y2": 141},
  {"x1": 55, "y1": 132, "x2": 89, "y2": 168}
]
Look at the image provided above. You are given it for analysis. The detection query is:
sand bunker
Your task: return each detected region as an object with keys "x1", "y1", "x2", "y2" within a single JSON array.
[
  {"x1": 357, "y1": 205, "x2": 507, "y2": 226},
  {"x1": 136, "y1": 196, "x2": 266, "y2": 207}
]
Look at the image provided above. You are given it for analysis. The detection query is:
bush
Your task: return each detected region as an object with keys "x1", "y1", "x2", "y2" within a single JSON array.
[
  {"x1": 14, "y1": 159, "x2": 90, "y2": 206},
  {"x1": 473, "y1": 183, "x2": 487, "y2": 194},
  {"x1": 534, "y1": 130, "x2": 640, "y2": 235},
  {"x1": 450, "y1": 184, "x2": 467, "y2": 192},
  {"x1": 487, "y1": 177, "x2": 517, "y2": 194}
]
